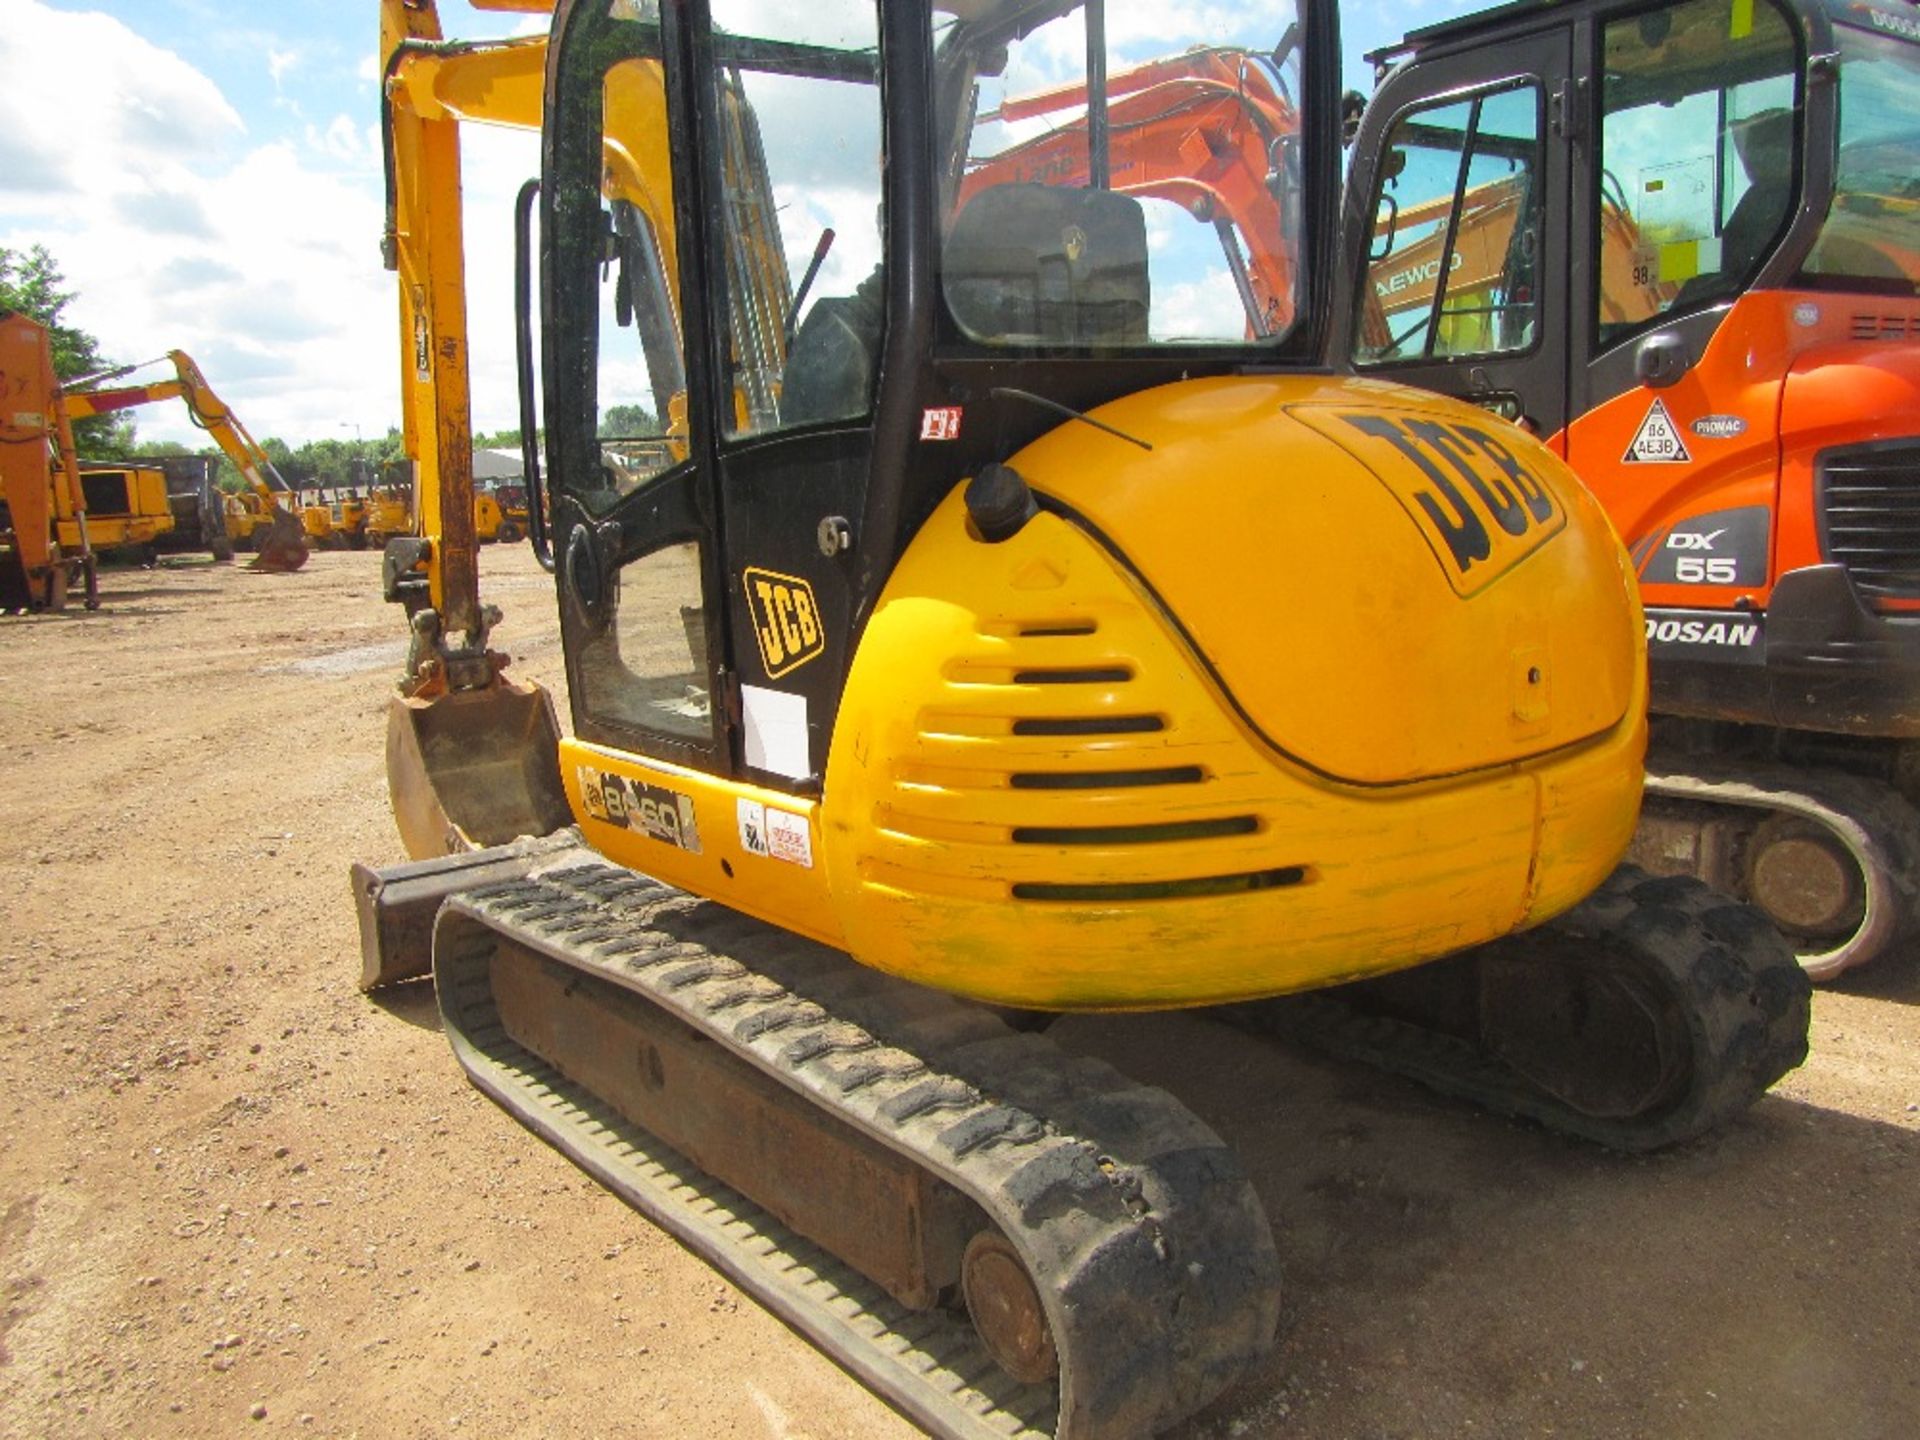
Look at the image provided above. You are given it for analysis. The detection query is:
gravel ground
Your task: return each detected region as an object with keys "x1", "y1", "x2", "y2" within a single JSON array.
[{"x1": 2, "y1": 546, "x2": 1916, "y2": 1440}]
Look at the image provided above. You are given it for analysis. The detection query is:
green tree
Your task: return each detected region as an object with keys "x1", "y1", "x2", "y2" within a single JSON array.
[
  {"x1": 598, "y1": 404, "x2": 658, "y2": 437},
  {"x1": 0, "y1": 244, "x2": 131, "y2": 458}
]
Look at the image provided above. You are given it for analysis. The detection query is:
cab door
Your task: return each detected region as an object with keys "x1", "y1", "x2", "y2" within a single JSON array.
[
  {"x1": 1344, "y1": 31, "x2": 1575, "y2": 441},
  {"x1": 691, "y1": 0, "x2": 886, "y2": 795},
  {"x1": 544, "y1": 5, "x2": 726, "y2": 777},
  {"x1": 542, "y1": 0, "x2": 886, "y2": 793}
]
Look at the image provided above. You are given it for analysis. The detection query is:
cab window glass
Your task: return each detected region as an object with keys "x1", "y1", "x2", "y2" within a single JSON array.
[
  {"x1": 934, "y1": 1, "x2": 1305, "y2": 347},
  {"x1": 1355, "y1": 83, "x2": 1543, "y2": 364},
  {"x1": 571, "y1": 32, "x2": 713, "y2": 749},
  {"x1": 1801, "y1": 23, "x2": 1920, "y2": 294},
  {"x1": 1595, "y1": 0, "x2": 1796, "y2": 346},
  {"x1": 575, "y1": 542, "x2": 711, "y2": 741},
  {"x1": 707, "y1": 0, "x2": 883, "y2": 438},
  {"x1": 590, "y1": 56, "x2": 688, "y2": 516}
]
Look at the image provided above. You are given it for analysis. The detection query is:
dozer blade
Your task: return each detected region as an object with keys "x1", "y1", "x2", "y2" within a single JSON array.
[
  {"x1": 386, "y1": 676, "x2": 573, "y2": 860},
  {"x1": 349, "y1": 830, "x2": 583, "y2": 990},
  {"x1": 247, "y1": 509, "x2": 310, "y2": 572}
]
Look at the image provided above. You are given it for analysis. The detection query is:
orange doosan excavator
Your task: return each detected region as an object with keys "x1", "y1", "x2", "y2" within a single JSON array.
[{"x1": 1342, "y1": 0, "x2": 1920, "y2": 979}]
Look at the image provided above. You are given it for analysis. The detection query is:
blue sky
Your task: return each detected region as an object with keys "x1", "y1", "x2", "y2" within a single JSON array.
[{"x1": 0, "y1": 0, "x2": 1479, "y2": 448}]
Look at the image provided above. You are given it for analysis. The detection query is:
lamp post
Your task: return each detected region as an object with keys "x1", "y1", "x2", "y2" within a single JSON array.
[{"x1": 341, "y1": 422, "x2": 365, "y2": 488}]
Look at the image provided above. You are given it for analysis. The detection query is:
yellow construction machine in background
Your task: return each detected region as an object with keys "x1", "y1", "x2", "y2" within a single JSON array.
[
  {"x1": 471, "y1": 489, "x2": 515, "y2": 544},
  {"x1": 361, "y1": 483, "x2": 414, "y2": 548},
  {"x1": 350, "y1": 4, "x2": 1812, "y2": 1437},
  {"x1": 1, "y1": 310, "x2": 96, "y2": 611},
  {"x1": 58, "y1": 350, "x2": 307, "y2": 571},
  {"x1": 63, "y1": 462, "x2": 174, "y2": 564},
  {"x1": 224, "y1": 490, "x2": 281, "y2": 552}
]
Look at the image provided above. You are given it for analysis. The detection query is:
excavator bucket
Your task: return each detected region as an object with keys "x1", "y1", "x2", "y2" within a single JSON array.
[
  {"x1": 247, "y1": 507, "x2": 310, "y2": 572},
  {"x1": 385, "y1": 675, "x2": 572, "y2": 861}
]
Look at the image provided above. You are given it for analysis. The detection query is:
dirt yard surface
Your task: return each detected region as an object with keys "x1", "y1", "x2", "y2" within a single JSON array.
[{"x1": 3, "y1": 547, "x2": 1917, "y2": 1440}]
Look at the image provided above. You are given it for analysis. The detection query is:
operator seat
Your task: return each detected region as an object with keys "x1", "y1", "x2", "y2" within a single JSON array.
[
  {"x1": 780, "y1": 266, "x2": 887, "y2": 427},
  {"x1": 779, "y1": 183, "x2": 1154, "y2": 427},
  {"x1": 942, "y1": 182, "x2": 1151, "y2": 347}
]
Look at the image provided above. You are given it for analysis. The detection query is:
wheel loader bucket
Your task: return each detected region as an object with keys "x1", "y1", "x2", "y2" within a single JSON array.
[
  {"x1": 386, "y1": 678, "x2": 573, "y2": 860},
  {"x1": 247, "y1": 509, "x2": 310, "y2": 572}
]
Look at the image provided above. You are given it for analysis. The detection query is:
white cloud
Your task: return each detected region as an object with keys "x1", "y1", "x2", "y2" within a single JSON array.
[
  {"x1": 0, "y1": 5, "x2": 246, "y2": 206},
  {"x1": 0, "y1": 1, "x2": 539, "y2": 450},
  {"x1": 268, "y1": 47, "x2": 301, "y2": 85},
  {"x1": 307, "y1": 114, "x2": 375, "y2": 165},
  {"x1": 1151, "y1": 275, "x2": 1254, "y2": 342}
]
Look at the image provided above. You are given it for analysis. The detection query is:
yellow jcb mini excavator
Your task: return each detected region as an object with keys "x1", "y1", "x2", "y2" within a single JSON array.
[
  {"x1": 352, "y1": 3, "x2": 1809, "y2": 1436},
  {"x1": 59, "y1": 351, "x2": 309, "y2": 571}
]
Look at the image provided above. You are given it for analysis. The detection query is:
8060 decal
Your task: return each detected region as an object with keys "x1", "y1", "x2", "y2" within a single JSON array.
[{"x1": 578, "y1": 766, "x2": 703, "y2": 854}]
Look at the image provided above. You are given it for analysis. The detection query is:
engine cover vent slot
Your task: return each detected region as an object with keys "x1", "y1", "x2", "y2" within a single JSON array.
[
  {"x1": 1012, "y1": 666, "x2": 1133, "y2": 685},
  {"x1": 1010, "y1": 767, "x2": 1205, "y2": 791},
  {"x1": 1012, "y1": 816, "x2": 1258, "y2": 846},
  {"x1": 1817, "y1": 442, "x2": 1920, "y2": 605},
  {"x1": 1013, "y1": 866, "x2": 1308, "y2": 902},
  {"x1": 1849, "y1": 313, "x2": 1912, "y2": 341},
  {"x1": 1012, "y1": 715, "x2": 1164, "y2": 736}
]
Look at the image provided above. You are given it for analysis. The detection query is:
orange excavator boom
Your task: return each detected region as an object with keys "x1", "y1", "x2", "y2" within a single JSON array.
[{"x1": 961, "y1": 43, "x2": 1302, "y2": 335}]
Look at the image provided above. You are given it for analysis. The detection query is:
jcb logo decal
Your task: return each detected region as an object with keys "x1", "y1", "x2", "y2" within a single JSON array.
[
  {"x1": 1312, "y1": 410, "x2": 1565, "y2": 596},
  {"x1": 743, "y1": 567, "x2": 825, "y2": 679}
]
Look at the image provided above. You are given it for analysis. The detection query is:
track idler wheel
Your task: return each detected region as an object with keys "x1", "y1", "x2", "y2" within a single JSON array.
[
  {"x1": 1639, "y1": 758, "x2": 1920, "y2": 980},
  {"x1": 1227, "y1": 866, "x2": 1811, "y2": 1151},
  {"x1": 1471, "y1": 868, "x2": 1811, "y2": 1148},
  {"x1": 1741, "y1": 814, "x2": 1866, "y2": 946},
  {"x1": 962, "y1": 1230, "x2": 1059, "y2": 1386}
]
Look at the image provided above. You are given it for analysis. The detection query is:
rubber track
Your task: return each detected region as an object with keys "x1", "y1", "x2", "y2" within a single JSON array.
[
  {"x1": 1644, "y1": 749, "x2": 1920, "y2": 980},
  {"x1": 434, "y1": 852, "x2": 1279, "y2": 1440},
  {"x1": 1225, "y1": 866, "x2": 1812, "y2": 1151}
]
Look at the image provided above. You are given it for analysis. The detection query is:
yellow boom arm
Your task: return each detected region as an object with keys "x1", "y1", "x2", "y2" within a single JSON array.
[
  {"x1": 379, "y1": 0, "x2": 681, "y2": 665},
  {"x1": 61, "y1": 351, "x2": 309, "y2": 570}
]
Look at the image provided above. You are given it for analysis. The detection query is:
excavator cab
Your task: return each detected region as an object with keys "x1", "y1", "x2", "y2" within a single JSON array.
[{"x1": 511, "y1": 0, "x2": 1674, "y2": 1001}]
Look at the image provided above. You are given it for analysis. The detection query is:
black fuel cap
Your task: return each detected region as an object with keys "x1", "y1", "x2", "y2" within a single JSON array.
[{"x1": 965, "y1": 463, "x2": 1037, "y2": 543}]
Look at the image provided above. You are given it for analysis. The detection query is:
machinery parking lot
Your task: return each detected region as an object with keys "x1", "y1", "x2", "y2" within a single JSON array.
[{"x1": 2, "y1": 549, "x2": 1917, "y2": 1439}]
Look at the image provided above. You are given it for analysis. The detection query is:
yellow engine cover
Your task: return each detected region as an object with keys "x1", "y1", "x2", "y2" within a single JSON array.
[
  {"x1": 817, "y1": 374, "x2": 1646, "y2": 1009},
  {"x1": 564, "y1": 374, "x2": 1646, "y2": 1011}
]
